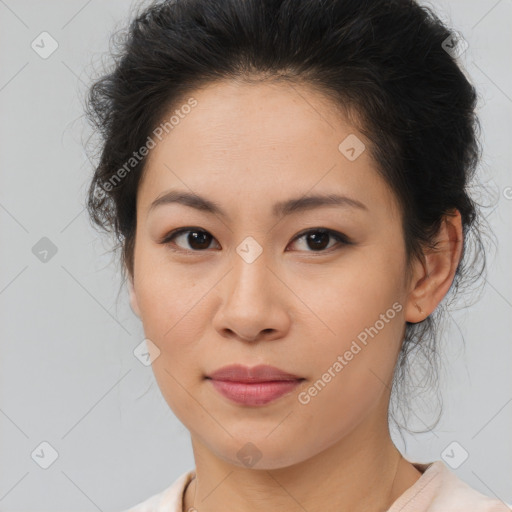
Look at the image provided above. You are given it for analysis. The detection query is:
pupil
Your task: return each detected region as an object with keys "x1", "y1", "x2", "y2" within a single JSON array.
[
  {"x1": 190, "y1": 231, "x2": 210, "y2": 249},
  {"x1": 308, "y1": 232, "x2": 328, "y2": 250}
]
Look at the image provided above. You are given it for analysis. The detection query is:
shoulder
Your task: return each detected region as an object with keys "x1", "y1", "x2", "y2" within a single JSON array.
[
  {"x1": 389, "y1": 460, "x2": 511, "y2": 512},
  {"x1": 120, "y1": 469, "x2": 195, "y2": 512}
]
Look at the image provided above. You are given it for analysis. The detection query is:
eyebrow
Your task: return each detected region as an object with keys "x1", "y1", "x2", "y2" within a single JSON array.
[{"x1": 148, "y1": 189, "x2": 368, "y2": 219}]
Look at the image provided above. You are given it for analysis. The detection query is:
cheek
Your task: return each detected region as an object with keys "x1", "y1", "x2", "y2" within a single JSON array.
[
  {"x1": 302, "y1": 245, "x2": 407, "y2": 341},
  {"x1": 132, "y1": 248, "x2": 206, "y2": 378},
  {"x1": 295, "y1": 246, "x2": 406, "y2": 408},
  {"x1": 135, "y1": 243, "x2": 200, "y2": 329},
  {"x1": 291, "y1": 278, "x2": 405, "y2": 457},
  {"x1": 133, "y1": 258, "x2": 210, "y2": 425}
]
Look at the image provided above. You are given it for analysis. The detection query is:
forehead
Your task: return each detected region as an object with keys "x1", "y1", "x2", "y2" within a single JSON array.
[{"x1": 137, "y1": 79, "x2": 400, "y2": 221}]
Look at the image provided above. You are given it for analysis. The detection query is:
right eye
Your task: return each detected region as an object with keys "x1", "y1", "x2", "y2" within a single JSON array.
[{"x1": 160, "y1": 227, "x2": 220, "y2": 252}]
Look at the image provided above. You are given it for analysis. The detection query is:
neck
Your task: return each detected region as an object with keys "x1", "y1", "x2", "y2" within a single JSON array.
[{"x1": 183, "y1": 416, "x2": 422, "y2": 512}]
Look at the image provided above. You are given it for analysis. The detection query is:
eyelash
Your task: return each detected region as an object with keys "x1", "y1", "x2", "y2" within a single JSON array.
[{"x1": 159, "y1": 227, "x2": 353, "y2": 254}]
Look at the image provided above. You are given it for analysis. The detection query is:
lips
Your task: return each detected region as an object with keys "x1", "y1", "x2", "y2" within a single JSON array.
[
  {"x1": 207, "y1": 364, "x2": 302, "y2": 382},
  {"x1": 206, "y1": 364, "x2": 304, "y2": 406}
]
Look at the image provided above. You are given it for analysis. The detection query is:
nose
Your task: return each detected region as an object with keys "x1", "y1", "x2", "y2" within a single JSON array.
[{"x1": 212, "y1": 248, "x2": 291, "y2": 343}]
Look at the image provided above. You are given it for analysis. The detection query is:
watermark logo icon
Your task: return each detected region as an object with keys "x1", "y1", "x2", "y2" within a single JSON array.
[
  {"x1": 31, "y1": 32, "x2": 59, "y2": 59},
  {"x1": 442, "y1": 31, "x2": 468, "y2": 58},
  {"x1": 133, "y1": 338, "x2": 161, "y2": 366},
  {"x1": 32, "y1": 237, "x2": 58, "y2": 263},
  {"x1": 236, "y1": 236, "x2": 263, "y2": 264},
  {"x1": 237, "y1": 442, "x2": 262, "y2": 467},
  {"x1": 441, "y1": 441, "x2": 469, "y2": 469},
  {"x1": 338, "y1": 134, "x2": 366, "y2": 161},
  {"x1": 31, "y1": 441, "x2": 59, "y2": 469}
]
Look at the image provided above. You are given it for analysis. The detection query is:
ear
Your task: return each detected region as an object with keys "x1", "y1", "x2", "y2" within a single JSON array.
[
  {"x1": 127, "y1": 273, "x2": 141, "y2": 318},
  {"x1": 404, "y1": 210, "x2": 463, "y2": 323}
]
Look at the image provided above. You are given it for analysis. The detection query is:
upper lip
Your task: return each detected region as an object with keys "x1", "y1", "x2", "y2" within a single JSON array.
[{"x1": 207, "y1": 364, "x2": 303, "y2": 382}]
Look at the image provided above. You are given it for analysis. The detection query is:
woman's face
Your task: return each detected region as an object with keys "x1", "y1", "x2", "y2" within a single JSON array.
[{"x1": 130, "y1": 80, "x2": 415, "y2": 469}]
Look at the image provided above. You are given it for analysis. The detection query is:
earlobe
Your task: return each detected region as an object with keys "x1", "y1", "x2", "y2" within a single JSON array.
[{"x1": 405, "y1": 210, "x2": 463, "y2": 324}]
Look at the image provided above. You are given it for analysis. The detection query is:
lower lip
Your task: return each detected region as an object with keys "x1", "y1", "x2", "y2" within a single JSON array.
[{"x1": 208, "y1": 379, "x2": 302, "y2": 406}]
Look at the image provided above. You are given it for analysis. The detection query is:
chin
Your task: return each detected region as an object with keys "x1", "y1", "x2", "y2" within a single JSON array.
[{"x1": 207, "y1": 433, "x2": 310, "y2": 471}]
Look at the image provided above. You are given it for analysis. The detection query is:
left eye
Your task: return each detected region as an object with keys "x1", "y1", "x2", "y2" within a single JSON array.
[
  {"x1": 160, "y1": 227, "x2": 351, "y2": 253},
  {"x1": 289, "y1": 228, "x2": 351, "y2": 252}
]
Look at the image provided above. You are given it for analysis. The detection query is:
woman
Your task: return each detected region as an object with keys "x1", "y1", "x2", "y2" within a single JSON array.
[{"x1": 85, "y1": 0, "x2": 509, "y2": 510}]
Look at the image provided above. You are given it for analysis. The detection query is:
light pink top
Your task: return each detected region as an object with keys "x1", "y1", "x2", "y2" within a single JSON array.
[{"x1": 123, "y1": 460, "x2": 511, "y2": 512}]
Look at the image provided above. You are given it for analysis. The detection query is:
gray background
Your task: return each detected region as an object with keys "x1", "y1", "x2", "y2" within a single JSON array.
[{"x1": 0, "y1": 0, "x2": 511, "y2": 510}]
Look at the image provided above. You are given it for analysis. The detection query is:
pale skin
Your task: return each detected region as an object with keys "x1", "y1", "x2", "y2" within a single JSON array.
[{"x1": 127, "y1": 79, "x2": 463, "y2": 511}]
